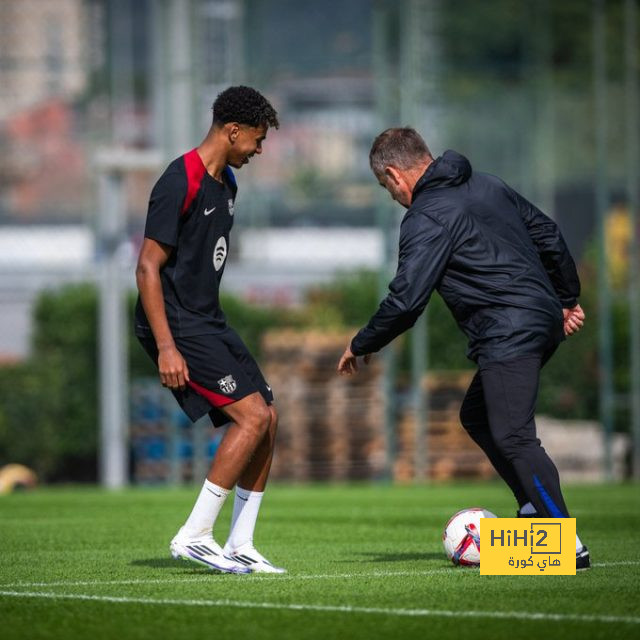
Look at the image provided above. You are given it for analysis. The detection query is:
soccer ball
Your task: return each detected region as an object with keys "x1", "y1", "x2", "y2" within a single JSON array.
[{"x1": 442, "y1": 507, "x2": 497, "y2": 566}]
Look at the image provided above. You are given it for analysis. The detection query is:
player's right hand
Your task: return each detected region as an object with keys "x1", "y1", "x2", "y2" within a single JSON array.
[
  {"x1": 337, "y1": 347, "x2": 372, "y2": 375},
  {"x1": 158, "y1": 345, "x2": 190, "y2": 390},
  {"x1": 563, "y1": 303, "x2": 585, "y2": 336}
]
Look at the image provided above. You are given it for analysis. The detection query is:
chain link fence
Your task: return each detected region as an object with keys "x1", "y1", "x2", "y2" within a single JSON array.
[{"x1": 0, "y1": 0, "x2": 637, "y2": 482}]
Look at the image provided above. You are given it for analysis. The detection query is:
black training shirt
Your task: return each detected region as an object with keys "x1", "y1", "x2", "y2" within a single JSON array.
[
  {"x1": 350, "y1": 150, "x2": 580, "y2": 364},
  {"x1": 135, "y1": 148, "x2": 237, "y2": 338}
]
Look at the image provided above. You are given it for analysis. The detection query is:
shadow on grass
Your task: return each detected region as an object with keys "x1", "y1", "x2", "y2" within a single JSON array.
[
  {"x1": 341, "y1": 551, "x2": 444, "y2": 563},
  {"x1": 130, "y1": 557, "x2": 206, "y2": 572}
]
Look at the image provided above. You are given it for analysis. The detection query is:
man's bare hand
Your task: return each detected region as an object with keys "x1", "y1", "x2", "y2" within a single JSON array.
[
  {"x1": 158, "y1": 345, "x2": 190, "y2": 390},
  {"x1": 337, "y1": 347, "x2": 371, "y2": 375},
  {"x1": 563, "y1": 304, "x2": 585, "y2": 336}
]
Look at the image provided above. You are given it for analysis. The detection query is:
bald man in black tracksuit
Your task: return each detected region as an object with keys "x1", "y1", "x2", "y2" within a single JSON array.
[{"x1": 338, "y1": 127, "x2": 590, "y2": 570}]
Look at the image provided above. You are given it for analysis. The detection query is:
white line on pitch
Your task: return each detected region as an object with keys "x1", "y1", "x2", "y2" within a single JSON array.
[
  {"x1": 0, "y1": 560, "x2": 637, "y2": 590},
  {"x1": 0, "y1": 568, "x2": 464, "y2": 589},
  {"x1": 0, "y1": 590, "x2": 638, "y2": 625}
]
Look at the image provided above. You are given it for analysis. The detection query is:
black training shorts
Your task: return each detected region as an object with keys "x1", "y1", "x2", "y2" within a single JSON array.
[{"x1": 138, "y1": 327, "x2": 274, "y2": 427}]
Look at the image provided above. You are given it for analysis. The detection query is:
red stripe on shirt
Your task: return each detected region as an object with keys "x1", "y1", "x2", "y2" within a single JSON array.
[
  {"x1": 181, "y1": 148, "x2": 206, "y2": 215},
  {"x1": 188, "y1": 379, "x2": 235, "y2": 407}
]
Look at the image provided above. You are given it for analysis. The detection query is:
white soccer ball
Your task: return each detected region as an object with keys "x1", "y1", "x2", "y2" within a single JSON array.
[{"x1": 442, "y1": 507, "x2": 498, "y2": 566}]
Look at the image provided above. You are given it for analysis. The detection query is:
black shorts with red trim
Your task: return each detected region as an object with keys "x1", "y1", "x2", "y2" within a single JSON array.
[{"x1": 138, "y1": 327, "x2": 274, "y2": 427}]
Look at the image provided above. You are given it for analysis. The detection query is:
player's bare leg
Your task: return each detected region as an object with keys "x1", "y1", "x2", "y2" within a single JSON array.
[
  {"x1": 236, "y1": 404, "x2": 278, "y2": 492},
  {"x1": 170, "y1": 393, "x2": 272, "y2": 574},
  {"x1": 207, "y1": 393, "x2": 273, "y2": 488},
  {"x1": 224, "y1": 405, "x2": 286, "y2": 573}
]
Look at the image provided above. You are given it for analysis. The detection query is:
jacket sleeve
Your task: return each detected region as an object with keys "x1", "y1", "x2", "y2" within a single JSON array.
[
  {"x1": 350, "y1": 213, "x2": 452, "y2": 356},
  {"x1": 510, "y1": 189, "x2": 581, "y2": 307}
]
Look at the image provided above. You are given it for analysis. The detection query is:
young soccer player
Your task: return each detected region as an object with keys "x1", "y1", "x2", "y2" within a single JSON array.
[
  {"x1": 135, "y1": 86, "x2": 284, "y2": 574},
  {"x1": 338, "y1": 127, "x2": 590, "y2": 570}
]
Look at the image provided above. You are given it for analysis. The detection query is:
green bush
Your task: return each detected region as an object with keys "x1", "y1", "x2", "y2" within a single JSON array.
[
  {"x1": 0, "y1": 285, "x2": 300, "y2": 481},
  {"x1": 0, "y1": 285, "x2": 99, "y2": 480}
]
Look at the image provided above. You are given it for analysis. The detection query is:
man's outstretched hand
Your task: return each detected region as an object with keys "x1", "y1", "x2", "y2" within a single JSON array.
[
  {"x1": 337, "y1": 346, "x2": 371, "y2": 375},
  {"x1": 563, "y1": 303, "x2": 585, "y2": 336}
]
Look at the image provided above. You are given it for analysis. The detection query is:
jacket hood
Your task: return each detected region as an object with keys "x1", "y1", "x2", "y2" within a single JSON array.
[{"x1": 413, "y1": 150, "x2": 472, "y2": 196}]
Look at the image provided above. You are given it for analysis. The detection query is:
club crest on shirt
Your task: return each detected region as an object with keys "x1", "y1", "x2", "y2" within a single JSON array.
[
  {"x1": 228, "y1": 198, "x2": 234, "y2": 216},
  {"x1": 218, "y1": 375, "x2": 237, "y2": 394}
]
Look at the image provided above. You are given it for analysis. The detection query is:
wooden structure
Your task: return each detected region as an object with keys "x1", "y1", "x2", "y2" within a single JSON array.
[
  {"x1": 263, "y1": 330, "x2": 386, "y2": 481},
  {"x1": 395, "y1": 371, "x2": 495, "y2": 482}
]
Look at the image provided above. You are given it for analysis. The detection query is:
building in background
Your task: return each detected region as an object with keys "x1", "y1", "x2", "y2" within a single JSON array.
[
  {"x1": 0, "y1": 0, "x2": 89, "y2": 120},
  {"x1": 0, "y1": 0, "x2": 96, "y2": 223}
]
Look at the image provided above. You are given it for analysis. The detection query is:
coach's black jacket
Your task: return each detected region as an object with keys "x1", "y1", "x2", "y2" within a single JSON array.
[{"x1": 350, "y1": 150, "x2": 580, "y2": 364}]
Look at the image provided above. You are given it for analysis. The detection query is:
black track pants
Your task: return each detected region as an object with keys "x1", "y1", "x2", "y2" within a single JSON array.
[{"x1": 459, "y1": 355, "x2": 570, "y2": 518}]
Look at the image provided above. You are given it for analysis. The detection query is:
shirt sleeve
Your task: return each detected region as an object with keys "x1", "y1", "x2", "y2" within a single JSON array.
[
  {"x1": 143, "y1": 167, "x2": 188, "y2": 248},
  {"x1": 509, "y1": 188, "x2": 581, "y2": 307},
  {"x1": 350, "y1": 213, "x2": 452, "y2": 356}
]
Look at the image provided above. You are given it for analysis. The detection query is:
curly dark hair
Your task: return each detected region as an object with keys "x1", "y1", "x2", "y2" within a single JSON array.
[{"x1": 212, "y1": 86, "x2": 279, "y2": 129}]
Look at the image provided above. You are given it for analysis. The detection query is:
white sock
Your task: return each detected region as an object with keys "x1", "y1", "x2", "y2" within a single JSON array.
[
  {"x1": 181, "y1": 480, "x2": 230, "y2": 538},
  {"x1": 520, "y1": 502, "x2": 584, "y2": 552},
  {"x1": 225, "y1": 486, "x2": 264, "y2": 551},
  {"x1": 519, "y1": 502, "x2": 537, "y2": 516},
  {"x1": 519, "y1": 502, "x2": 584, "y2": 552}
]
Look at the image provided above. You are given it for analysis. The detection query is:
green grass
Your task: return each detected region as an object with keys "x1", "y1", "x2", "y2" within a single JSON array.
[{"x1": 0, "y1": 483, "x2": 638, "y2": 639}]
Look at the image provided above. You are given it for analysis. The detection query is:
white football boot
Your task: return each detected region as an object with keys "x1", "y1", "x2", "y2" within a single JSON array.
[
  {"x1": 224, "y1": 542, "x2": 287, "y2": 574},
  {"x1": 170, "y1": 529, "x2": 251, "y2": 574}
]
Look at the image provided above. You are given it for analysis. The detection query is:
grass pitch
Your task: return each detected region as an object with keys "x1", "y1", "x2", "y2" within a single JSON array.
[{"x1": 0, "y1": 483, "x2": 638, "y2": 640}]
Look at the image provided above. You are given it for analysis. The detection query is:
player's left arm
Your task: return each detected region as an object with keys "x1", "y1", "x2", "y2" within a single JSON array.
[
  {"x1": 338, "y1": 215, "x2": 451, "y2": 375},
  {"x1": 509, "y1": 187, "x2": 581, "y2": 309}
]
